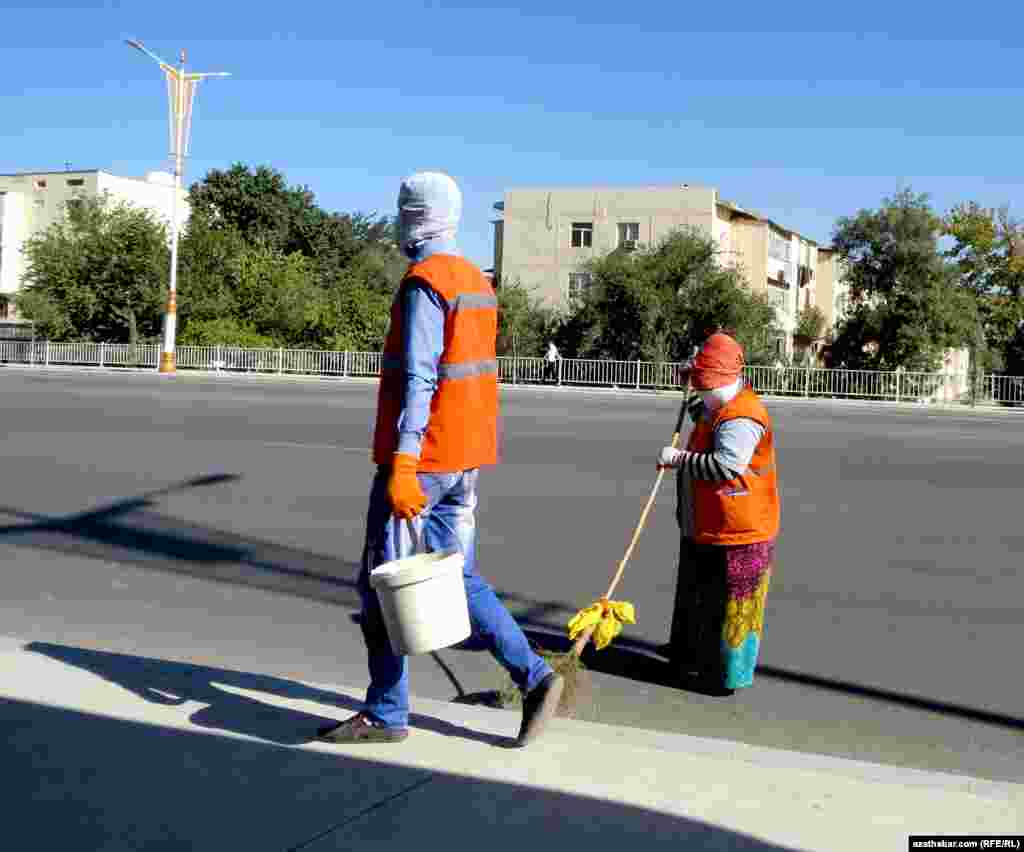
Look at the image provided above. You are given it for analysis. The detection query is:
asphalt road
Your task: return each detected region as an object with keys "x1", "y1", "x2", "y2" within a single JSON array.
[{"x1": 1, "y1": 369, "x2": 1021, "y2": 782}]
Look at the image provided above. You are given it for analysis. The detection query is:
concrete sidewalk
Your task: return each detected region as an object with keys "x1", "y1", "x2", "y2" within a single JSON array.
[{"x1": 2, "y1": 635, "x2": 1020, "y2": 851}]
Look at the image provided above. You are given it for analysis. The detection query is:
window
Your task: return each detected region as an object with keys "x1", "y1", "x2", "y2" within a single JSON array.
[
  {"x1": 66, "y1": 178, "x2": 85, "y2": 187},
  {"x1": 617, "y1": 222, "x2": 640, "y2": 249},
  {"x1": 768, "y1": 231, "x2": 791, "y2": 262},
  {"x1": 33, "y1": 179, "x2": 47, "y2": 191},
  {"x1": 0, "y1": 295, "x2": 8, "y2": 321},
  {"x1": 767, "y1": 288, "x2": 789, "y2": 313},
  {"x1": 571, "y1": 222, "x2": 593, "y2": 248},
  {"x1": 568, "y1": 272, "x2": 592, "y2": 300}
]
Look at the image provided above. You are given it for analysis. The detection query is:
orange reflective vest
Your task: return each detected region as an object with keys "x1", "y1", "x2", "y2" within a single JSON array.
[
  {"x1": 372, "y1": 254, "x2": 499, "y2": 473},
  {"x1": 687, "y1": 386, "x2": 780, "y2": 546}
]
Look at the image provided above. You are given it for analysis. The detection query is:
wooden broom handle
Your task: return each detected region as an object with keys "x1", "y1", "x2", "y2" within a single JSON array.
[{"x1": 571, "y1": 383, "x2": 691, "y2": 656}]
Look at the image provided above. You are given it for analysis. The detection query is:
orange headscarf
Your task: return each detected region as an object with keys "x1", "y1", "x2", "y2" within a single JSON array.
[{"x1": 691, "y1": 333, "x2": 745, "y2": 390}]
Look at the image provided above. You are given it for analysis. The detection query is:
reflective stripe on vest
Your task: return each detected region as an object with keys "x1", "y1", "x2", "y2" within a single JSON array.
[
  {"x1": 380, "y1": 356, "x2": 497, "y2": 381},
  {"x1": 450, "y1": 292, "x2": 498, "y2": 310},
  {"x1": 438, "y1": 359, "x2": 498, "y2": 380}
]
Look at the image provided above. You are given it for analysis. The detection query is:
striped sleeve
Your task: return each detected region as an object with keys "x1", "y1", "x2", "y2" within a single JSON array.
[{"x1": 676, "y1": 418, "x2": 765, "y2": 481}]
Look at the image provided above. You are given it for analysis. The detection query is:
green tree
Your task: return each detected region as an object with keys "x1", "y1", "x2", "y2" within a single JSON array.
[
  {"x1": 178, "y1": 317, "x2": 278, "y2": 349},
  {"x1": 559, "y1": 228, "x2": 778, "y2": 364},
  {"x1": 16, "y1": 194, "x2": 169, "y2": 342},
  {"x1": 187, "y1": 163, "x2": 319, "y2": 254},
  {"x1": 176, "y1": 218, "x2": 248, "y2": 332},
  {"x1": 829, "y1": 189, "x2": 976, "y2": 370},
  {"x1": 180, "y1": 163, "x2": 403, "y2": 351},
  {"x1": 795, "y1": 305, "x2": 827, "y2": 342},
  {"x1": 232, "y1": 245, "x2": 323, "y2": 345},
  {"x1": 943, "y1": 202, "x2": 1024, "y2": 373},
  {"x1": 187, "y1": 163, "x2": 396, "y2": 268},
  {"x1": 311, "y1": 247, "x2": 399, "y2": 352},
  {"x1": 496, "y1": 277, "x2": 555, "y2": 358},
  {"x1": 1005, "y1": 322, "x2": 1024, "y2": 377}
]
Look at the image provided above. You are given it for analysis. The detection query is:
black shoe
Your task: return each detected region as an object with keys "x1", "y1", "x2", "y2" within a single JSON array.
[
  {"x1": 317, "y1": 713, "x2": 409, "y2": 744},
  {"x1": 683, "y1": 671, "x2": 735, "y2": 697},
  {"x1": 515, "y1": 673, "x2": 564, "y2": 747}
]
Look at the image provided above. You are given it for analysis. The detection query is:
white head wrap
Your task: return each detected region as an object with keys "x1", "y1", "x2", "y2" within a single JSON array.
[{"x1": 397, "y1": 171, "x2": 462, "y2": 253}]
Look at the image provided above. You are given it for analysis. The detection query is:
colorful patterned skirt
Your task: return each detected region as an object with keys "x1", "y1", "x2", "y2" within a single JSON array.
[{"x1": 669, "y1": 537, "x2": 774, "y2": 690}]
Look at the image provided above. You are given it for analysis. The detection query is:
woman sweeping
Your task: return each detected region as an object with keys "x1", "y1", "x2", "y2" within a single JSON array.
[{"x1": 656, "y1": 332, "x2": 780, "y2": 695}]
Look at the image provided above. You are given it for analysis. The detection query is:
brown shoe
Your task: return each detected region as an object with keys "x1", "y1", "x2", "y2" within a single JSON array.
[
  {"x1": 515, "y1": 672, "x2": 564, "y2": 747},
  {"x1": 317, "y1": 713, "x2": 409, "y2": 744}
]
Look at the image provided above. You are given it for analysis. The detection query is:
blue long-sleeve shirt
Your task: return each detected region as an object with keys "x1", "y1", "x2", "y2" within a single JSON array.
[{"x1": 393, "y1": 236, "x2": 456, "y2": 458}]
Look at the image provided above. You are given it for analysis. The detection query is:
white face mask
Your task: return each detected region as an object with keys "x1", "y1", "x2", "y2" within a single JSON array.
[{"x1": 699, "y1": 378, "x2": 743, "y2": 411}]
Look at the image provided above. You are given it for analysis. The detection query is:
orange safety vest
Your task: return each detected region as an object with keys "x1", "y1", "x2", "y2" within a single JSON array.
[
  {"x1": 687, "y1": 386, "x2": 780, "y2": 546},
  {"x1": 372, "y1": 253, "x2": 499, "y2": 473}
]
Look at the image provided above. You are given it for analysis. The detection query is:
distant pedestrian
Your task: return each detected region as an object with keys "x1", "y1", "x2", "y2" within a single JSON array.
[
  {"x1": 543, "y1": 341, "x2": 560, "y2": 383},
  {"x1": 656, "y1": 332, "x2": 780, "y2": 695}
]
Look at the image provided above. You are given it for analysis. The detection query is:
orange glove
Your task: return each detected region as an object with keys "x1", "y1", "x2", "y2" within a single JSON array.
[{"x1": 388, "y1": 453, "x2": 427, "y2": 520}]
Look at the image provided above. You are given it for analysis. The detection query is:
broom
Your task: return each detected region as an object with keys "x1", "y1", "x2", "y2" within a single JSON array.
[{"x1": 525, "y1": 383, "x2": 694, "y2": 718}]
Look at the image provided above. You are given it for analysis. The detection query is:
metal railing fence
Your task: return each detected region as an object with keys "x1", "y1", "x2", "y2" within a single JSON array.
[{"x1": 1, "y1": 341, "x2": 1021, "y2": 408}]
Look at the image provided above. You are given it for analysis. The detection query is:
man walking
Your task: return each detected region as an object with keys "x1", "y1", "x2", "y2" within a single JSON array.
[
  {"x1": 317, "y1": 171, "x2": 564, "y2": 747},
  {"x1": 544, "y1": 341, "x2": 560, "y2": 384}
]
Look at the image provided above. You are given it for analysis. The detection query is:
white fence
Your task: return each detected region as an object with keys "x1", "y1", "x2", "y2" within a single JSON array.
[{"x1": 1, "y1": 340, "x2": 1022, "y2": 408}]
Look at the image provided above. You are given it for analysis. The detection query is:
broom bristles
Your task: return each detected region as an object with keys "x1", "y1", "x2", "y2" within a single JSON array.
[{"x1": 498, "y1": 644, "x2": 592, "y2": 719}]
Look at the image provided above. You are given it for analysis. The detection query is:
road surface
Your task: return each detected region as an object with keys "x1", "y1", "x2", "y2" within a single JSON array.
[{"x1": 1, "y1": 369, "x2": 1020, "y2": 782}]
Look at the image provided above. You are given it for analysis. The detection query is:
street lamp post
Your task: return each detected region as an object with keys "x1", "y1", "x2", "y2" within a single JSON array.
[{"x1": 126, "y1": 39, "x2": 230, "y2": 375}]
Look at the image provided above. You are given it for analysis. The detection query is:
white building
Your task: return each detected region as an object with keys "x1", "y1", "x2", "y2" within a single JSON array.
[{"x1": 0, "y1": 169, "x2": 188, "y2": 322}]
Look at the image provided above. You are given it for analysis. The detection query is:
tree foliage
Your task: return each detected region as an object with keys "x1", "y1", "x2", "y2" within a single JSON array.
[
  {"x1": 828, "y1": 189, "x2": 976, "y2": 371},
  {"x1": 177, "y1": 163, "x2": 403, "y2": 349},
  {"x1": 943, "y1": 202, "x2": 1024, "y2": 373},
  {"x1": 495, "y1": 276, "x2": 556, "y2": 357},
  {"x1": 795, "y1": 305, "x2": 827, "y2": 341},
  {"x1": 16, "y1": 194, "x2": 169, "y2": 343},
  {"x1": 554, "y1": 228, "x2": 778, "y2": 364}
]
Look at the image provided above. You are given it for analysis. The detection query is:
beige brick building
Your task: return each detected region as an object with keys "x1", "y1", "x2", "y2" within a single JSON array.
[
  {"x1": 493, "y1": 184, "x2": 837, "y2": 359},
  {"x1": 0, "y1": 169, "x2": 188, "y2": 323}
]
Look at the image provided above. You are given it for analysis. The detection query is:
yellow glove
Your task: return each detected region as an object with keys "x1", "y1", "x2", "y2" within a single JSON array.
[
  {"x1": 567, "y1": 598, "x2": 637, "y2": 650},
  {"x1": 388, "y1": 453, "x2": 427, "y2": 520}
]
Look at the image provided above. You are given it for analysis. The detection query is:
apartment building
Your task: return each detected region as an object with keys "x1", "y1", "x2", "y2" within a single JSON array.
[
  {"x1": 0, "y1": 169, "x2": 188, "y2": 322},
  {"x1": 493, "y1": 184, "x2": 827, "y2": 358},
  {"x1": 815, "y1": 247, "x2": 852, "y2": 331}
]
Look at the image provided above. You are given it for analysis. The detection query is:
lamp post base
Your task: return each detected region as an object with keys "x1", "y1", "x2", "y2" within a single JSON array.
[{"x1": 158, "y1": 352, "x2": 177, "y2": 375}]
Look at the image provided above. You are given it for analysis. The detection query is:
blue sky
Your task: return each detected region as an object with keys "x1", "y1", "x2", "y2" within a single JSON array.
[{"x1": 2, "y1": 0, "x2": 1022, "y2": 267}]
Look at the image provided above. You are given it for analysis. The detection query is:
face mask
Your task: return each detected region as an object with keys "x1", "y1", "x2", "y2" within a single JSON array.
[{"x1": 699, "y1": 378, "x2": 743, "y2": 410}]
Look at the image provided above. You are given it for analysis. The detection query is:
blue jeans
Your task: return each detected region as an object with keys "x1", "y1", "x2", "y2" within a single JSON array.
[{"x1": 358, "y1": 467, "x2": 551, "y2": 728}]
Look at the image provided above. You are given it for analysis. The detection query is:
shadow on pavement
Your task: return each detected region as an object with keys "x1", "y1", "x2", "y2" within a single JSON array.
[
  {"x1": 4, "y1": 477, "x2": 1022, "y2": 735},
  {"x1": 25, "y1": 643, "x2": 504, "y2": 747},
  {"x1": 0, "y1": 474, "x2": 364, "y2": 608},
  {"x1": 3, "y1": 695, "x2": 792, "y2": 851},
  {"x1": 521, "y1": 628, "x2": 1024, "y2": 733}
]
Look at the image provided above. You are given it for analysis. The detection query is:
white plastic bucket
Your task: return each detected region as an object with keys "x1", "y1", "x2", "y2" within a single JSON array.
[{"x1": 369, "y1": 520, "x2": 471, "y2": 656}]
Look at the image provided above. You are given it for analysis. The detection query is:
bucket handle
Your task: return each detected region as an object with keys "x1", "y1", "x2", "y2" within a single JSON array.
[
  {"x1": 404, "y1": 517, "x2": 423, "y2": 554},
  {"x1": 398, "y1": 514, "x2": 464, "y2": 557}
]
